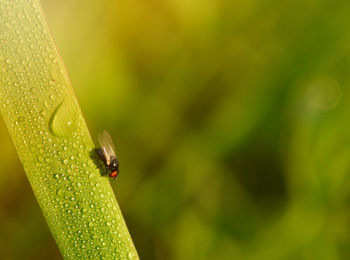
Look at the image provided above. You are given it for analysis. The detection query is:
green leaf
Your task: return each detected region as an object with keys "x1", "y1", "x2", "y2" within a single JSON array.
[{"x1": 0, "y1": 0, "x2": 138, "y2": 259}]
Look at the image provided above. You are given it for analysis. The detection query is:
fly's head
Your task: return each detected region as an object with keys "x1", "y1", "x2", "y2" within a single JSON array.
[
  {"x1": 108, "y1": 158, "x2": 119, "y2": 179},
  {"x1": 109, "y1": 158, "x2": 119, "y2": 172}
]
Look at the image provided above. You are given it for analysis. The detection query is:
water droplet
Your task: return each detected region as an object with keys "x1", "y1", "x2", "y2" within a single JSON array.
[
  {"x1": 49, "y1": 99, "x2": 77, "y2": 137},
  {"x1": 89, "y1": 172, "x2": 95, "y2": 178},
  {"x1": 62, "y1": 159, "x2": 69, "y2": 165},
  {"x1": 16, "y1": 116, "x2": 25, "y2": 124},
  {"x1": 128, "y1": 252, "x2": 134, "y2": 259},
  {"x1": 56, "y1": 188, "x2": 64, "y2": 197},
  {"x1": 40, "y1": 109, "x2": 47, "y2": 117},
  {"x1": 53, "y1": 173, "x2": 59, "y2": 179},
  {"x1": 44, "y1": 100, "x2": 50, "y2": 108}
]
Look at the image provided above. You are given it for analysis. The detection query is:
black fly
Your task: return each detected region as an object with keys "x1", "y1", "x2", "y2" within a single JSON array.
[{"x1": 95, "y1": 130, "x2": 119, "y2": 179}]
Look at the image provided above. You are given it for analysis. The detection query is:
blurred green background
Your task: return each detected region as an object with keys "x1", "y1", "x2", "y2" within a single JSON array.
[{"x1": 2, "y1": 0, "x2": 350, "y2": 259}]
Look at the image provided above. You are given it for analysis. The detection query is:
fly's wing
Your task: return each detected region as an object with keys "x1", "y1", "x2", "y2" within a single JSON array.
[{"x1": 98, "y1": 130, "x2": 116, "y2": 165}]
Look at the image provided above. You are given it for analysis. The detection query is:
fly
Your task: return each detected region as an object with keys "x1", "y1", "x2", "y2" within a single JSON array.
[{"x1": 95, "y1": 130, "x2": 119, "y2": 179}]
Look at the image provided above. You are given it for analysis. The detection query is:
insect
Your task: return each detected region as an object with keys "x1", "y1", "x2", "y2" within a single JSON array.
[{"x1": 95, "y1": 130, "x2": 120, "y2": 179}]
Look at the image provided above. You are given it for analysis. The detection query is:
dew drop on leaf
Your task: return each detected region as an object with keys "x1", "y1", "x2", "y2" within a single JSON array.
[
  {"x1": 49, "y1": 99, "x2": 77, "y2": 137},
  {"x1": 56, "y1": 188, "x2": 64, "y2": 197}
]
